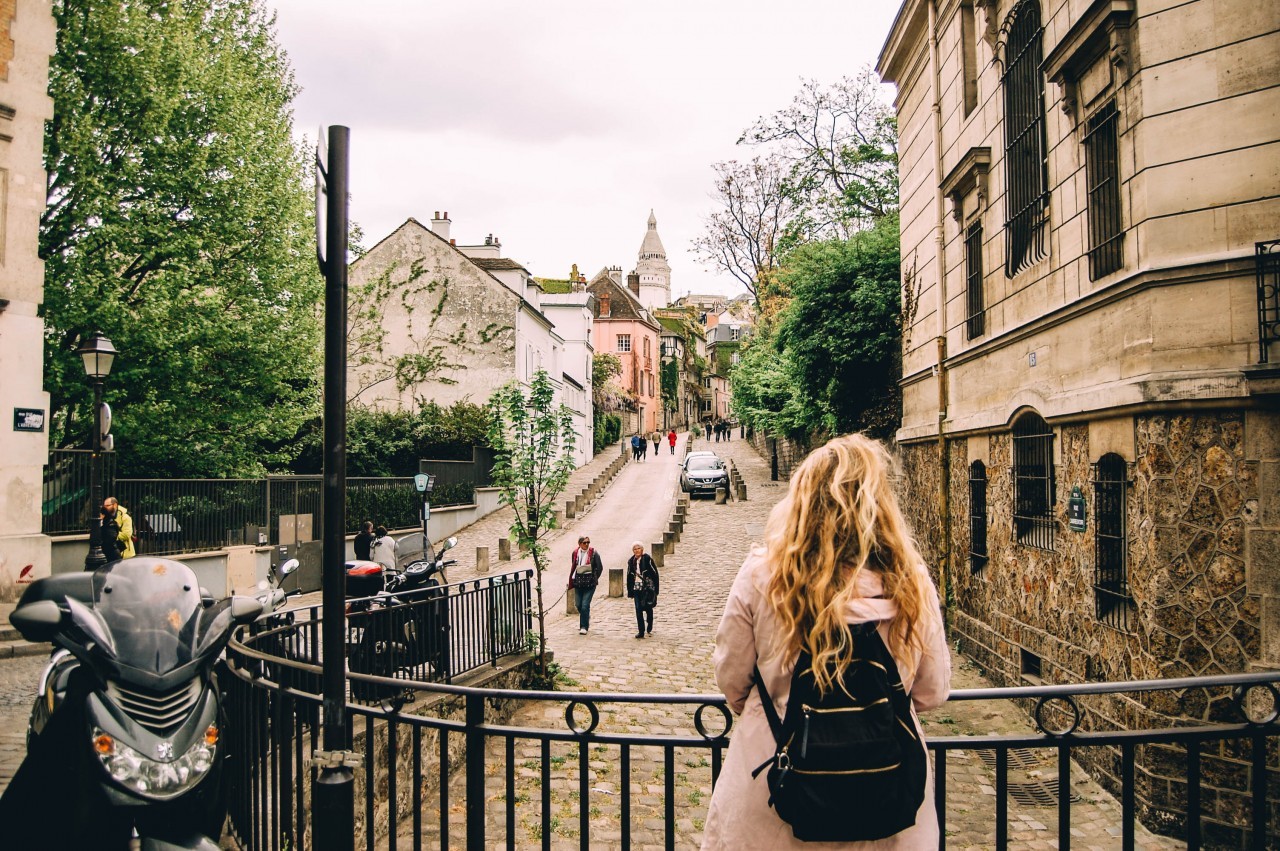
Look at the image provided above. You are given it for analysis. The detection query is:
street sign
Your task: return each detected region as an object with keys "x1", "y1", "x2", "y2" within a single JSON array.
[
  {"x1": 1068, "y1": 486, "x2": 1087, "y2": 532},
  {"x1": 414, "y1": 473, "x2": 430, "y2": 493},
  {"x1": 315, "y1": 126, "x2": 328, "y2": 272},
  {"x1": 13, "y1": 408, "x2": 44, "y2": 432}
]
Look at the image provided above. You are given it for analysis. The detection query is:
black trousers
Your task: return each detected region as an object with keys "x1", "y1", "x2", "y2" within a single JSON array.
[{"x1": 634, "y1": 596, "x2": 654, "y2": 633}]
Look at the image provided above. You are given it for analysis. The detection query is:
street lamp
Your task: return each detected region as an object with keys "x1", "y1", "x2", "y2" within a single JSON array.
[{"x1": 78, "y1": 332, "x2": 118, "y2": 570}]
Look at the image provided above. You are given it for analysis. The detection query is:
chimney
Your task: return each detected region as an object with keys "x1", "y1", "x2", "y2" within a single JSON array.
[
  {"x1": 431, "y1": 211, "x2": 451, "y2": 242},
  {"x1": 599, "y1": 292, "x2": 611, "y2": 317},
  {"x1": 627, "y1": 272, "x2": 640, "y2": 297}
]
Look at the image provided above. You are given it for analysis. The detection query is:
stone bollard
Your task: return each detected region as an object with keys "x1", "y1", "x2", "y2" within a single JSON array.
[
  {"x1": 668, "y1": 520, "x2": 681, "y2": 543},
  {"x1": 664, "y1": 530, "x2": 676, "y2": 554},
  {"x1": 574, "y1": 495, "x2": 585, "y2": 516},
  {"x1": 738, "y1": 482, "x2": 748, "y2": 501},
  {"x1": 476, "y1": 546, "x2": 490, "y2": 573},
  {"x1": 498, "y1": 538, "x2": 511, "y2": 561},
  {"x1": 651, "y1": 543, "x2": 665, "y2": 568},
  {"x1": 715, "y1": 487, "x2": 728, "y2": 505},
  {"x1": 567, "y1": 592, "x2": 577, "y2": 615},
  {"x1": 609, "y1": 567, "x2": 624, "y2": 598},
  {"x1": 566, "y1": 499, "x2": 576, "y2": 520}
]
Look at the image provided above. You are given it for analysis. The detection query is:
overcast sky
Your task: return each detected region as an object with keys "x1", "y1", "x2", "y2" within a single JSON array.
[{"x1": 267, "y1": 1, "x2": 901, "y2": 299}]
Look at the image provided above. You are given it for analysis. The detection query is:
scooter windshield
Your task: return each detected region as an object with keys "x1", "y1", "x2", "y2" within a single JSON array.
[{"x1": 90, "y1": 559, "x2": 208, "y2": 675}]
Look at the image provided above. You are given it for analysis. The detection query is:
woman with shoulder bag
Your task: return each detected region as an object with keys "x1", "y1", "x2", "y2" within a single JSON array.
[
  {"x1": 626, "y1": 542, "x2": 660, "y2": 638},
  {"x1": 568, "y1": 536, "x2": 603, "y2": 634},
  {"x1": 701, "y1": 433, "x2": 952, "y2": 849}
]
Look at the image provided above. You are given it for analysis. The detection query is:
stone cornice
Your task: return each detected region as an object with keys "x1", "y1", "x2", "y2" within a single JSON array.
[
  {"x1": 1042, "y1": 0, "x2": 1135, "y2": 116},
  {"x1": 877, "y1": 0, "x2": 929, "y2": 84},
  {"x1": 940, "y1": 147, "x2": 991, "y2": 222}
]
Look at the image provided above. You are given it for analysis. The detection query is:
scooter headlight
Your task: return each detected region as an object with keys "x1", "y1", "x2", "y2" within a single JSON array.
[{"x1": 91, "y1": 726, "x2": 218, "y2": 799}]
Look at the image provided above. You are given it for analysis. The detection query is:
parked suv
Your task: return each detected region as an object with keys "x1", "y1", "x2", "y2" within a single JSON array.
[{"x1": 680, "y1": 454, "x2": 729, "y2": 497}]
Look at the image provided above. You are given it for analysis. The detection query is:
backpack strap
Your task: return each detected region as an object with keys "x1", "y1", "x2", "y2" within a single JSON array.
[{"x1": 752, "y1": 666, "x2": 785, "y2": 745}]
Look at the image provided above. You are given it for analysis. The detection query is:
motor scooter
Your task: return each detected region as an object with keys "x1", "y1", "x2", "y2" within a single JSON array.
[
  {"x1": 346, "y1": 537, "x2": 458, "y2": 700},
  {"x1": 0, "y1": 558, "x2": 262, "y2": 850}
]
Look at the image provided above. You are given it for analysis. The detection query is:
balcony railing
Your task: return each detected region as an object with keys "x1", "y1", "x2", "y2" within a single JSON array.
[{"x1": 224, "y1": 609, "x2": 1280, "y2": 851}]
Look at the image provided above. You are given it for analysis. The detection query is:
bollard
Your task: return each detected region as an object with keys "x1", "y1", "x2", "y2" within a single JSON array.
[
  {"x1": 651, "y1": 543, "x2": 665, "y2": 568},
  {"x1": 566, "y1": 592, "x2": 577, "y2": 615},
  {"x1": 574, "y1": 495, "x2": 585, "y2": 516},
  {"x1": 738, "y1": 482, "x2": 748, "y2": 501},
  {"x1": 566, "y1": 499, "x2": 576, "y2": 520},
  {"x1": 669, "y1": 520, "x2": 681, "y2": 543},
  {"x1": 608, "y1": 567, "x2": 624, "y2": 598},
  {"x1": 715, "y1": 487, "x2": 728, "y2": 505},
  {"x1": 498, "y1": 538, "x2": 511, "y2": 561},
  {"x1": 476, "y1": 546, "x2": 490, "y2": 573},
  {"x1": 663, "y1": 530, "x2": 676, "y2": 554}
]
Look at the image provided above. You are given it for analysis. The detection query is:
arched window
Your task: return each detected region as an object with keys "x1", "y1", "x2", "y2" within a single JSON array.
[
  {"x1": 969, "y1": 461, "x2": 988, "y2": 572},
  {"x1": 1012, "y1": 411, "x2": 1055, "y2": 549},
  {"x1": 1002, "y1": 0, "x2": 1050, "y2": 275},
  {"x1": 1093, "y1": 453, "x2": 1133, "y2": 629}
]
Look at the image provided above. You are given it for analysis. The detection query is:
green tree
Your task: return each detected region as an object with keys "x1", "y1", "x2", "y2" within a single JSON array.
[
  {"x1": 42, "y1": 0, "x2": 321, "y2": 476},
  {"x1": 660, "y1": 358, "x2": 679, "y2": 416},
  {"x1": 773, "y1": 215, "x2": 902, "y2": 439},
  {"x1": 487, "y1": 370, "x2": 577, "y2": 678}
]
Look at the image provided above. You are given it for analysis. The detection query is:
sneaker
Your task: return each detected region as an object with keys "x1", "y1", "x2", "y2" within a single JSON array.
[{"x1": 579, "y1": 628, "x2": 587, "y2": 635}]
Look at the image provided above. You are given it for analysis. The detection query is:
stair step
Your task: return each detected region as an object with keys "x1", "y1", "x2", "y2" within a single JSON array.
[
  {"x1": 0, "y1": 639, "x2": 49, "y2": 659},
  {"x1": 0, "y1": 628, "x2": 20, "y2": 642}
]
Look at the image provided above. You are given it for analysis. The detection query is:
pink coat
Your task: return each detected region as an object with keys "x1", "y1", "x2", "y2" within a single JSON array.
[{"x1": 701, "y1": 549, "x2": 952, "y2": 850}]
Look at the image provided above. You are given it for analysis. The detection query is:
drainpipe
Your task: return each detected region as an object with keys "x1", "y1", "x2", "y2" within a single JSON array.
[{"x1": 928, "y1": 0, "x2": 955, "y2": 618}]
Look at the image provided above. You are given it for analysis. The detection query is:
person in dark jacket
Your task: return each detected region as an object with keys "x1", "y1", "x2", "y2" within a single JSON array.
[
  {"x1": 354, "y1": 520, "x2": 375, "y2": 561},
  {"x1": 568, "y1": 536, "x2": 604, "y2": 634},
  {"x1": 626, "y1": 542, "x2": 660, "y2": 638}
]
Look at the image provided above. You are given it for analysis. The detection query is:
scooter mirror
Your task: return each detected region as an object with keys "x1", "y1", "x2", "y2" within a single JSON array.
[
  {"x1": 200, "y1": 587, "x2": 216, "y2": 608},
  {"x1": 230, "y1": 596, "x2": 265, "y2": 624},
  {"x1": 444, "y1": 536, "x2": 458, "y2": 551},
  {"x1": 10, "y1": 599, "x2": 62, "y2": 643},
  {"x1": 277, "y1": 558, "x2": 300, "y2": 578}
]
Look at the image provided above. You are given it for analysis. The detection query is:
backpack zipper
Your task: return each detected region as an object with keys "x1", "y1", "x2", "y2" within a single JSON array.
[
  {"x1": 800, "y1": 697, "x2": 890, "y2": 713},
  {"x1": 792, "y1": 761, "x2": 902, "y2": 776}
]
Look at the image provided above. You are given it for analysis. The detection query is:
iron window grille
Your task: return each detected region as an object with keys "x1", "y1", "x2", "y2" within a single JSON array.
[
  {"x1": 969, "y1": 461, "x2": 989, "y2": 572},
  {"x1": 965, "y1": 220, "x2": 985, "y2": 339},
  {"x1": 1258, "y1": 239, "x2": 1280, "y2": 363},
  {"x1": 1093, "y1": 453, "x2": 1134, "y2": 631},
  {"x1": 1012, "y1": 412, "x2": 1056, "y2": 550},
  {"x1": 1084, "y1": 99, "x2": 1124, "y2": 280},
  {"x1": 1001, "y1": 0, "x2": 1050, "y2": 276},
  {"x1": 617, "y1": 334, "x2": 631, "y2": 353}
]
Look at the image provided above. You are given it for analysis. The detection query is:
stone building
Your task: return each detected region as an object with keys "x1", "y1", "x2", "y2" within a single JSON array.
[
  {"x1": 634, "y1": 210, "x2": 672, "y2": 312},
  {"x1": 0, "y1": 0, "x2": 56, "y2": 591},
  {"x1": 348, "y1": 215, "x2": 562, "y2": 416},
  {"x1": 587, "y1": 268, "x2": 661, "y2": 435},
  {"x1": 878, "y1": 0, "x2": 1279, "y2": 842}
]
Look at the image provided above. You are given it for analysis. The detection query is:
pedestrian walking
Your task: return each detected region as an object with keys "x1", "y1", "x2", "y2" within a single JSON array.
[
  {"x1": 652, "y1": 430, "x2": 662, "y2": 455},
  {"x1": 626, "y1": 542, "x2": 660, "y2": 638},
  {"x1": 371, "y1": 525, "x2": 397, "y2": 571},
  {"x1": 640, "y1": 435, "x2": 648, "y2": 461},
  {"x1": 99, "y1": 496, "x2": 135, "y2": 562},
  {"x1": 631, "y1": 433, "x2": 642, "y2": 461},
  {"x1": 701, "y1": 433, "x2": 952, "y2": 850},
  {"x1": 667, "y1": 429, "x2": 677, "y2": 455},
  {"x1": 567, "y1": 535, "x2": 603, "y2": 633},
  {"x1": 704, "y1": 421, "x2": 712, "y2": 440},
  {"x1": 354, "y1": 520, "x2": 376, "y2": 561},
  {"x1": 725, "y1": 421, "x2": 733, "y2": 441}
]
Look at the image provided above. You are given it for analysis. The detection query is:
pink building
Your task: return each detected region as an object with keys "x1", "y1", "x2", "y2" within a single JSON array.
[{"x1": 587, "y1": 268, "x2": 660, "y2": 435}]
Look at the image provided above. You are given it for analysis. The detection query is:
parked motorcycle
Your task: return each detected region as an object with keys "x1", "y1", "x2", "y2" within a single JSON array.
[
  {"x1": 346, "y1": 537, "x2": 458, "y2": 700},
  {"x1": 246, "y1": 558, "x2": 307, "y2": 677},
  {"x1": 0, "y1": 558, "x2": 262, "y2": 850}
]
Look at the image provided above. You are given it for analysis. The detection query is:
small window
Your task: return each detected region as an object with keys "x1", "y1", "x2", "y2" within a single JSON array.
[
  {"x1": 969, "y1": 461, "x2": 988, "y2": 572},
  {"x1": 617, "y1": 334, "x2": 631, "y2": 353},
  {"x1": 960, "y1": 0, "x2": 979, "y2": 117},
  {"x1": 965, "y1": 220, "x2": 985, "y2": 339},
  {"x1": 1093, "y1": 453, "x2": 1134, "y2": 630},
  {"x1": 1012, "y1": 411, "x2": 1055, "y2": 549},
  {"x1": 1084, "y1": 98, "x2": 1124, "y2": 280},
  {"x1": 644, "y1": 337, "x2": 651, "y2": 357},
  {"x1": 731, "y1": 352, "x2": 740, "y2": 365}
]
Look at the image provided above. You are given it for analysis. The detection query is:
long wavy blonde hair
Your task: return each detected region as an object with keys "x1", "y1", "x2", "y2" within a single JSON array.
[{"x1": 764, "y1": 433, "x2": 932, "y2": 694}]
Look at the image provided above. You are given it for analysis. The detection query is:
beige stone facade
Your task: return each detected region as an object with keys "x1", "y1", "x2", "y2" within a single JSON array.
[
  {"x1": 880, "y1": 0, "x2": 1279, "y2": 842},
  {"x1": 0, "y1": 0, "x2": 55, "y2": 593}
]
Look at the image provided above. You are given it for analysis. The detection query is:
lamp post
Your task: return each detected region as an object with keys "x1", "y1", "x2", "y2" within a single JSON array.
[
  {"x1": 78, "y1": 332, "x2": 117, "y2": 570},
  {"x1": 414, "y1": 472, "x2": 436, "y2": 552}
]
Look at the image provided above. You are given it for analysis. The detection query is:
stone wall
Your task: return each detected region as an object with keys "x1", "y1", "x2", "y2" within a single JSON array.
[
  {"x1": 744, "y1": 430, "x2": 807, "y2": 481},
  {"x1": 899, "y1": 410, "x2": 1280, "y2": 846}
]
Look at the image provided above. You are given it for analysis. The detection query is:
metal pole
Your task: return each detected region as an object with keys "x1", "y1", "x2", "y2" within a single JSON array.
[
  {"x1": 84, "y1": 381, "x2": 107, "y2": 570},
  {"x1": 314, "y1": 124, "x2": 354, "y2": 851},
  {"x1": 770, "y1": 436, "x2": 779, "y2": 482}
]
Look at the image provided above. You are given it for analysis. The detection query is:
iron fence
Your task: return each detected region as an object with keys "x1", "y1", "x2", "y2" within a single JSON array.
[
  {"x1": 1258, "y1": 239, "x2": 1280, "y2": 363},
  {"x1": 43, "y1": 452, "x2": 477, "y2": 556},
  {"x1": 223, "y1": 609, "x2": 1280, "y2": 851}
]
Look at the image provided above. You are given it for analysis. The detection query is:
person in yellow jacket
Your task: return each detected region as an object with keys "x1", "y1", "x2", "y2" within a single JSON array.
[{"x1": 101, "y1": 496, "x2": 136, "y2": 560}]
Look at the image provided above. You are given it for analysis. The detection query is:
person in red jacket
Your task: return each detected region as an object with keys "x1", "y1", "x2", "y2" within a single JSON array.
[{"x1": 667, "y1": 429, "x2": 677, "y2": 455}]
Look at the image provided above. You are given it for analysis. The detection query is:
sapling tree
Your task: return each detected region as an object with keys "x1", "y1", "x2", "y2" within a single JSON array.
[{"x1": 487, "y1": 369, "x2": 576, "y2": 678}]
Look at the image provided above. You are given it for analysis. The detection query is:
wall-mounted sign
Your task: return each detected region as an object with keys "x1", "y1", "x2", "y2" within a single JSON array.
[
  {"x1": 1068, "y1": 486, "x2": 1087, "y2": 532},
  {"x1": 14, "y1": 408, "x2": 45, "y2": 432}
]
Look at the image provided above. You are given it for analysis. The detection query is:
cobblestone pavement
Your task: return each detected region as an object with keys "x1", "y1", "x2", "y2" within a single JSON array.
[{"x1": 399, "y1": 433, "x2": 1183, "y2": 850}]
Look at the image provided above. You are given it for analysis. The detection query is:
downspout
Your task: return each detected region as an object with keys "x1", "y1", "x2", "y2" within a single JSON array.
[{"x1": 927, "y1": 0, "x2": 955, "y2": 619}]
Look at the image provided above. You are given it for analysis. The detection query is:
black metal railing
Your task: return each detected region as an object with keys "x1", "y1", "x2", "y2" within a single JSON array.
[
  {"x1": 965, "y1": 220, "x2": 985, "y2": 339},
  {"x1": 1012, "y1": 412, "x2": 1056, "y2": 550},
  {"x1": 1258, "y1": 239, "x2": 1280, "y2": 363},
  {"x1": 1001, "y1": 0, "x2": 1050, "y2": 276},
  {"x1": 224, "y1": 610, "x2": 1280, "y2": 851},
  {"x1": 1084, "y1": 98, "x2": 1124, "y2": 280},
  {"x1": 1092, "y1": 453, "x2": 1133, "y2": 630},
  {"x1": 42, "y1": 455, "x2": 477, "y2": 555},
  {"x1": 969, "y1": 460, "x2": 988, "y2": 572}
]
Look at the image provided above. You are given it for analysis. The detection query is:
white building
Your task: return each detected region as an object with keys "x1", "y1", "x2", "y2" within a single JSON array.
[
  {"x1": 634, "y1": 210, "x2": 672, "y2": 312},
  {"x1": 540, "y1": 288, "x2": 596, "y2": 468}
]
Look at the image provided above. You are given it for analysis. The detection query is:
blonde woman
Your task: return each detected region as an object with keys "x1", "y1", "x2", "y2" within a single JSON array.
[{"x1": 701, "y1": 434, "x2": 951, "y2": 849}]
